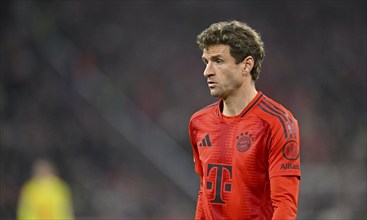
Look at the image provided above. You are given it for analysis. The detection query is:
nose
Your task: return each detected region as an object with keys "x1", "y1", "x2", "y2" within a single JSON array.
[{"x1": 203, "y1": 62, "x2": 214, "y2": 78}]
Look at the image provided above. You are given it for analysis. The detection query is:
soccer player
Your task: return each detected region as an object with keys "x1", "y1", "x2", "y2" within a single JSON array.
[
  {"x1": 188, "y1": 21, "x2": 301, "y2": 219},
  {"x1": 17, "y1": 159, "x2": 74, "y2": 220}
]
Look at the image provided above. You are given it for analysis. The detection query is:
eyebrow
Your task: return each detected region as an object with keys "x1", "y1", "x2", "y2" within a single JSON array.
[{"x1": 202, "y1": 54, "x2": 223, "y2": 62}]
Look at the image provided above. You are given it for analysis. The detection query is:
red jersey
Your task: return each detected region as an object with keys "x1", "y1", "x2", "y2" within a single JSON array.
[{"x1": 188, "y1": 92, "x2": 301, "y2": 220}]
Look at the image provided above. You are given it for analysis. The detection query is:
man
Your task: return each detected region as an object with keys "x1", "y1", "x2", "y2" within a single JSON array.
[
  {"x1": 17, "y1": 159, "x2": 74, "y2": 220},
  {"x1": 188, "y1": 20, "x2": 301, "y2": 219}
]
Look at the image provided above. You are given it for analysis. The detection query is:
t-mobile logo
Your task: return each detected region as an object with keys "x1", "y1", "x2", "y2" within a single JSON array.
[{"x1": 206, "y1": 164, "x2": 232, "y2": 204}]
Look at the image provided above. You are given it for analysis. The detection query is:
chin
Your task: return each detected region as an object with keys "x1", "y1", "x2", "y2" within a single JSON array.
[
  {"x1": 209, "y1": 88, "x2": 223, "y2": 98},
  {"x1": 210, "y1": 91, "x2": 221, "y2": 98}
]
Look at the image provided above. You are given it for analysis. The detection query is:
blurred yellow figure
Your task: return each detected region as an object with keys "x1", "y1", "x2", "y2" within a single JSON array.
[{"x1": 17, "y1": 159, "x2": 74, "y2": 220}]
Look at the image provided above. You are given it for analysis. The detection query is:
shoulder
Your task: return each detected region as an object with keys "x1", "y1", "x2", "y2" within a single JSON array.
[
  {"x1": 255, "y1": 95, "x2": 298, "y2": 139},
  {"x1": 257, "y1": 95, "x2": 297, "y2": 122},
  {"x1": 189, "y1": 101, "x2": 220, "y2": 122}
]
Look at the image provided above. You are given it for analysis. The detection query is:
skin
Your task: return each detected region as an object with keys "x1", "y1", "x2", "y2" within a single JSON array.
[
  {"x1": 201, "y1": 44, "x2": 258, "y2": 117},
  {"x1": 32, "y1": 160, "x2": 56, "y2": 178}
]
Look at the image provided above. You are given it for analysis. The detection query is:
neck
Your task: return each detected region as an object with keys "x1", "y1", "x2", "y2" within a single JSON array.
[{"x1": 222, "y1": 84, "x2": 258, "y2": 117}]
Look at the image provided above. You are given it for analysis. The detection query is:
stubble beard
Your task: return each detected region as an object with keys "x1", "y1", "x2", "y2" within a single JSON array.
[{"x1": 209, "y1": 87, "x2": 224, "y2": 98}]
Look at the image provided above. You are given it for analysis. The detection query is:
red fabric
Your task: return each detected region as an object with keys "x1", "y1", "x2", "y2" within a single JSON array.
[
  {"x1": 271, "y1": 176, "x2": 299, "y2": 220},
  {"x1": 188, "y1": 92, "x2": 301, "y2": 219}
]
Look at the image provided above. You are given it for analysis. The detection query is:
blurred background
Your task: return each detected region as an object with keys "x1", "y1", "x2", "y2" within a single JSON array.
[{"x1": 1, "y1": 0, "x2": 366, "y2": 219}]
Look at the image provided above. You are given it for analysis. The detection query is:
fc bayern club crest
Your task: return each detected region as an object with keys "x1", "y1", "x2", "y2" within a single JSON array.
[{"x1": 236, "y1": 132, "x2": 254, "y2": 152}]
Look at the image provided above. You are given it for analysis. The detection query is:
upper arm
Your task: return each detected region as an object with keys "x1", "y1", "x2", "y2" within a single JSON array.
[
  {"x1": 188, "y1": 118, "x2": 203, "y2": 176},
  {"x1": 268, "y1": 114, "x2": 301, "y2": 179}
]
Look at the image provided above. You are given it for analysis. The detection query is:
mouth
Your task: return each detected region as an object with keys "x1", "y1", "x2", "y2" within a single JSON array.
[{"x1": 207, "y1": 81, "x2": 216, "y2": 88}]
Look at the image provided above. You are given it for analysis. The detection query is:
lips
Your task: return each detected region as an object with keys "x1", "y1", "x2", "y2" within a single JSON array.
[{"x1": 207, "y1": 81, "x2": 216, "y2": 88}]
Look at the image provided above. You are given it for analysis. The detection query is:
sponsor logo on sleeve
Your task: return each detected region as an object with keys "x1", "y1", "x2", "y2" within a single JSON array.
[{"x1": 280, "y1": 163, "x2": 300, "y2": 170}]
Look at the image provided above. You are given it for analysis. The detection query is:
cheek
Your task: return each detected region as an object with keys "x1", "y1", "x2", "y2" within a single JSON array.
[{"x1": 224, "y1": 71, "x2": 243, "y2": 86}]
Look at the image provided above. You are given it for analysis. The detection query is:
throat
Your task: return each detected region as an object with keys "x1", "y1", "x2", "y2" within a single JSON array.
[
  {"x1": 222, "y1": 101, "x2": 244, "y2": 117},
  {"x1": 222, "y1": 90, "x2": 258, "y2": 117}
]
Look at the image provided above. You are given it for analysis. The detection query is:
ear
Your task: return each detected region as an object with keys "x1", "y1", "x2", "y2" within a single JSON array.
[{"x1": 242, "y1": 56, "x2": 254, "y2": 77}]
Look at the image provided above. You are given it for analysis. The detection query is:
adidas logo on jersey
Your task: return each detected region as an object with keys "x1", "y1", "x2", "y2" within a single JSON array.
[{"x1": 199, "y1": 134, "x2": 212, "y2": 147}]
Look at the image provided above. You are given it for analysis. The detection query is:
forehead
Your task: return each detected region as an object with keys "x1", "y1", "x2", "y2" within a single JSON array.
[{"x1": 202, "y1": 44, "x2": 231, "y2": 58}]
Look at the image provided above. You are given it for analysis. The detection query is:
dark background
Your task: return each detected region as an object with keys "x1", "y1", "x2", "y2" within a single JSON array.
[{"x1": 1, "y1": 0, "x2": 366, "y2": 219}]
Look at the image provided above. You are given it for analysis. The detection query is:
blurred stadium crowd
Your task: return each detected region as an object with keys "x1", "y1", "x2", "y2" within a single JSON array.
[{"x1": 1, "y1": 1, "x2": 366, "y2": 219}]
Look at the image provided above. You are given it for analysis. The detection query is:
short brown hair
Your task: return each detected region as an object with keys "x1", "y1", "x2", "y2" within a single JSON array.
[{"x1": 197, "y1": 20, "x2": 265, "y2": 81}]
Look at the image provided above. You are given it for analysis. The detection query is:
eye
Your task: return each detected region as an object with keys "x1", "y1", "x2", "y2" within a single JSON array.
[{"x1": 215, "y1": 58, "x2": 223, "y2": 64}]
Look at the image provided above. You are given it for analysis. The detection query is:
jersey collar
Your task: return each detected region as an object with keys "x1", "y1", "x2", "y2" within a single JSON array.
[{"x1": 217, "y1": 91, "x2": 264, "y2": 121}]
